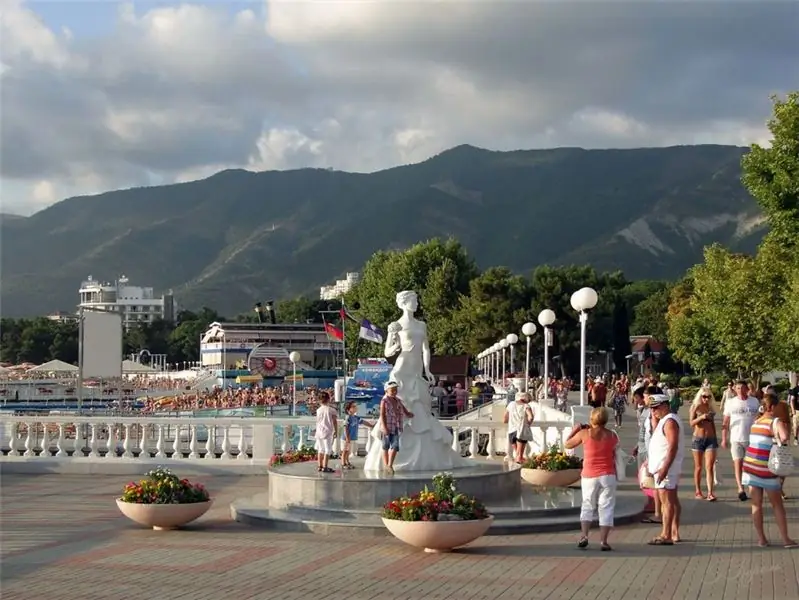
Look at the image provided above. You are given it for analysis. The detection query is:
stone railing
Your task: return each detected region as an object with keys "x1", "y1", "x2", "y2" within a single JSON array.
[{"x1": 0, "y1": 414, "x2": 573, "y2": 473}]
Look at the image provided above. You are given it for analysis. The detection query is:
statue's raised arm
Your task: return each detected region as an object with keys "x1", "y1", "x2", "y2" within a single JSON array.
[
  {"x1": 421, "y1": 322, "x2": 434, "y2": 384},
  {"x1": 384, "y1": 321, "x2": 402, "y2": 358}
]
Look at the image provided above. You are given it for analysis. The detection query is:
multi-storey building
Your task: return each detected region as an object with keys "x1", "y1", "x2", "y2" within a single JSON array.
[
  {"x1": 319, "y1": 272, "x2": 360, "y2": 300},
  {"x1": 77, "y1": 275, "x2": 176, "y2": 330}
]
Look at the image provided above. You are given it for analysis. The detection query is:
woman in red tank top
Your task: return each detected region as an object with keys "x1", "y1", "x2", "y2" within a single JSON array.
[{"x1": 565, "y1": 407, "x2": 619, "y2": 551}]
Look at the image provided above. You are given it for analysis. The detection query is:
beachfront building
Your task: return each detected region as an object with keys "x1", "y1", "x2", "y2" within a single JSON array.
[
  {"x1": 319, "y1": 272, "x2": 360, "y2": 300},
  {"x1": 78, "y1": 275, "x2": 176, "y2": 330},
  {"x1": 200, "y1": 321, "x2": 340, "y2": 374}
]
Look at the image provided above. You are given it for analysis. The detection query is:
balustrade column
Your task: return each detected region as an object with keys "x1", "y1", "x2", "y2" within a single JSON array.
[
  {"x1": 237, "y1": 426, "x2": 248, "y2": 460},
  {"x1": 73, "y1": 421, "x2": 84, "y2": 458},
  {"x1": 189, "y1": 425, "x2": 200, "y2": 459},
  {"x1": 155, "y1": 424, "x2": 166, "y2": 458},
  {"x1": 123, "y1": 424, "x2": 133, "y2": 458},
  {"x1": 56, "y1": 423, "x2": 67, "y2": 457},
  {"x1": 468, "y1": 427, "x2": 479, "y2": 457},
  {"x1": 88, "y1": 424, "x2": 98, "y2": 458},
  {"x1": 221, "y1": 426, "x2": 232, "y2": 459},
  {"x1": 24, "y1": 422, "x2": 35, "y2": 457},
  {"x1": 172, "y1": 425, "x2": 182, "y2": 459},
  {"x1": 450, "y1": 427, "x2": 460, "y2": 452},
  {"x1": 205, "y1": 425, "x2": 216, "y2": 459},
  {"x1": 297, "y1": 427, "x2": 307, "y2": 449},
  {"x1": 107, "y1": 424, "x2": 117, "y2": 458},
  {"x1": 485, "y1": 428, "x2": 496, "y2": 460}
]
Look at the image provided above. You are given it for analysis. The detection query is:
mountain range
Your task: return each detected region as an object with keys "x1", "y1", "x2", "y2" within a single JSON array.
[{"x1": 0, "y1": 144, "x2": 765, "y2": 317}]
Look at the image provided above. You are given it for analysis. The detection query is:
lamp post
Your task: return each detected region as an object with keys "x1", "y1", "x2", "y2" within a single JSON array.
[
  {"x1": 499, "y1": 339, "x2": 509, "y2": 385},
  {"x1": 491, "y1": 344, "x2": 499, "y2": 382},
  {"x1": 570, "y1": 287, "x2": 598, "y2": 406},
  {"x1": 289, "y1": 351, "x2": 301, "y2": 416},
  {"x1": 538, "y1": 309, "x2": 556, "y2": 405},
  {"x1": 521, "y1": 322, "x2": 536, "y2": 393},
  {"x1": 505, "y1": 333, "x2": 518, "y2": 375}
]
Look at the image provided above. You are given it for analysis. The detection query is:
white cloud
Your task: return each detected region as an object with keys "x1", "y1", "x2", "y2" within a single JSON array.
[{"x1": 0, "y1": 0, "x2": 796, "y2": 215}]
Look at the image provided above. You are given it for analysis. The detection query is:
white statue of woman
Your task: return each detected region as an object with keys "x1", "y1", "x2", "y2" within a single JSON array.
[{"x1": 363, "y1": 290, "x2": 471, "y2": 472}]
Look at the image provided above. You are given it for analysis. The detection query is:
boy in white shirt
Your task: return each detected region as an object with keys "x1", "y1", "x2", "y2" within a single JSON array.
[{"x1": 721, "y1": 380, "x2": 761, "y2": 501}]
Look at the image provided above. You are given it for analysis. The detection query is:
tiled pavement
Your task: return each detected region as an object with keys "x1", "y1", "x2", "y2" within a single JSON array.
[{"x1": 2, "y1": 422, "x2": 799, "y2": 599}]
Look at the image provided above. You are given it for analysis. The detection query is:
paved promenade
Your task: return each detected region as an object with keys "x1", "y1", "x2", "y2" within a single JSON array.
[{"x1": 2, "y1": 419, "x2": 798, "y2": 599}]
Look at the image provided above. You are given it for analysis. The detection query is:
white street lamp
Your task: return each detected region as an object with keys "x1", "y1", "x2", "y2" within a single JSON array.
[
  {"x1": 522, "y1": 322, "x2": 535, "y2": 393},
  {"x1": 289, "y1": 351, "x2": 301, "y2": 415},
  {"x1": 492, "y1": 343, "x2": 499, "y2": 382},
  {"x1": 538, "y1": 309, "x2": 556, "y2": 406},
  {"x1": 499, "y1": 339, "x2": 509, "y2": 385},
  {"x1": 570, "y1": 287, "x2": 598, "y2": 406},
  {"x1": 521, "y1": 322, "x2": 536, "y2": 393},
  {"x1": 505, "y1": 333, "x2": 519, "y2": 375}
]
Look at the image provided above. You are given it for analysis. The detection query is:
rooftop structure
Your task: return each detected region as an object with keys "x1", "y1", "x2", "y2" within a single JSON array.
[
  {"x1": 78, "y1": 275, "x2": 176, "y2": 330},
  {"x1": 320, "y1": 272, "x2": 360, "y2": 300}
]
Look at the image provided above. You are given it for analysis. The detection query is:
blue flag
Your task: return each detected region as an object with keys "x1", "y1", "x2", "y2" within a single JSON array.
[{"x1": 358, "y1": 318, "x2": 384, "y2": 344}]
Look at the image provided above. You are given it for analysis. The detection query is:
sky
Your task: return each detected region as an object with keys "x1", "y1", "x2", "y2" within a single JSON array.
[{"x1": 1, "y1": 0, "x2": 797, "y2": 216}]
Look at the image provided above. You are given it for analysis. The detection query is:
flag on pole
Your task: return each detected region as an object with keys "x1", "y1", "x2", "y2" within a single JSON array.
[
  {"x1": 340, "y1": 308, "x2": 359, "y2": 324},
  {"x1": 359, "y1": 318, "x2": 384, "y2": 344},
  {"x1": 325, "y1": 322, "x2": 344, "y2": 341}
]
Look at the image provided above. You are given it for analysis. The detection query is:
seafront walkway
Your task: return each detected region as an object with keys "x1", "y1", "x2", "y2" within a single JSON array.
[{"x1": 2, "y1": 413, "x2": 798, "y2": 599}]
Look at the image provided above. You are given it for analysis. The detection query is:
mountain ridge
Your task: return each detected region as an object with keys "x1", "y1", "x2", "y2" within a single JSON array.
[{"x1": 0, "y1": 144, "x2": 764, "y2": 317}]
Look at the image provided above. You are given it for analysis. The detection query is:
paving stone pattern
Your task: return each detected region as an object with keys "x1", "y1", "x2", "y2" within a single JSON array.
[{"x1": 2, "y1": 412, "x2": 799, "y2": 600}]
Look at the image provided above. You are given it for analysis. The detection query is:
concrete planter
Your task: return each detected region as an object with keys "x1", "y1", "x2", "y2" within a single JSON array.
[
  {"x1": 381, "y1": 516, "x2": 494, "y2": 553},
  {"x1": 520, "y1": 468, "x2": 581, "y2": 487},
  {"x1": 116, "y1": 499, "x2": 213, "y2": 530}
]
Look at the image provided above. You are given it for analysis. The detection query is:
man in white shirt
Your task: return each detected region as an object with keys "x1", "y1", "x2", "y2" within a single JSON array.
[{"x1": 721, "y1": 380, "x2": 761, "y2": 501}]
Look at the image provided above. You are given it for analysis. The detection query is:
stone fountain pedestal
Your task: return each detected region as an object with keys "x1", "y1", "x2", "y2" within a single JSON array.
[{"x1": 230, "y1": 459, "x2": 645, "y2": 535}]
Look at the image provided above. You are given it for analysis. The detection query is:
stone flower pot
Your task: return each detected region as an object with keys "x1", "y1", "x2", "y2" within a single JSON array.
[
  {"x1": 381, "y1": 516, "x2": 494, "y2": 553},
  {"x1": 116, "y1": 499, "x2": 213, "y2": 530},
  {"x1": 520, "y1": 468, "x2": 581, "y2": 487}
]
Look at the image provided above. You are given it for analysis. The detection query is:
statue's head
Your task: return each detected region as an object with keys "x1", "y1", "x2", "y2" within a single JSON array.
[{"x1": 396, "y1": 290, "x2": 418, "y2": 312}]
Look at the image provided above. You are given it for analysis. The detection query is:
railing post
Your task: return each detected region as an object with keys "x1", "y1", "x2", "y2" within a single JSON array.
[
  {"x1": 486, "y1": 428, "x2": 496, "y2": 460},
  {"x1": 205, "y1": 425, "x2": 216, "y2": 459},
  {"x1": 237, "y1": 426, "x2": 248, "y2": 460},
  {"x1": 221, "y1": 426, "x2": 232, "y2": 460},
  {"x1": 107, "y1": 423, "x2": 117, "y2": 458},
  {"x1": 155, "y1": 424, "x2": 166, "y2": 458},
  {"x1": 468, "y1": 427, "x2": 479, "y2": 457},
  {"x1": 123, "y1": 424, "x2": 133, "y2": 458},
  {"x1": 56, "y1": 423, "x2": 66, "y2": 457},
  {"x1": 450, "y1": 426, "x2": 459, "y2": 452},
  {"x1": 189, "y1": 425, "x2": 200, "y2": 459},
  {"x1": 24, "y1": 422, "x2": 35, "y2": 457},
  {"x1": 88, "y1": 424, "x2": 98, "y2": 458}
]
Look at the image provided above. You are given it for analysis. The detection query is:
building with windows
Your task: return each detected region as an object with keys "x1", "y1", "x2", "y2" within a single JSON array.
[
  {"x1": 78, "y1": 275, "x2": 176, "y2": 330},
  {"x1": 319, "y1": 272, "x2": 360, "y2": 300}
]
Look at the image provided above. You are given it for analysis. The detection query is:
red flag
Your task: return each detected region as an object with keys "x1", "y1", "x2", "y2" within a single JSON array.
[{"x1": 325, "y1": 322, "x2": 344, "y2": 341}]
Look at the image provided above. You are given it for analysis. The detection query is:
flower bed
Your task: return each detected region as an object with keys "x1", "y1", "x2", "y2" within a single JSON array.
[
  {"x1": 380, "y1": 473, "x2": 492, "y2": 552},
  {"x1": 382, "y1": 473, "x2": 489, "y2": 522},
  {"x1": 117, "y1": 467, "x2": 212, "y2": 530},
  {"x1": 121, "y1": 466, "x2": 209, "y2": 504},
  {"x1": 522, "y1": 445, "x2": 582, "y2": 471},
  {"x1": 269, "y1": 445, "x2": 317, "y2": 466}
]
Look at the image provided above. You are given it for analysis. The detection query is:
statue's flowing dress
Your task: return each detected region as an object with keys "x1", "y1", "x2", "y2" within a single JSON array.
[{"x1": 363, "y1": 319, "x2": 471, "y2": 472}]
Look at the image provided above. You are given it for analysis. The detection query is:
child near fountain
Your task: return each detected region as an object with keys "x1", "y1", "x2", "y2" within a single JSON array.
[
  {"x1": 341, "y1": 401, "x2": 374, "y2": 469},
  {"x1": 315, "y1": 391, "x2": 337, "y2": 473}
]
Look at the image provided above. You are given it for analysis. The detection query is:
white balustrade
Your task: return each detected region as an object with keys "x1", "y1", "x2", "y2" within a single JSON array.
[{"x1": 0, "y1": 414, "x2": 571, "y2": 466}]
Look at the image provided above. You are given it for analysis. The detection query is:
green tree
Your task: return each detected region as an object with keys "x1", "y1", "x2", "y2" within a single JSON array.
[
  {"x1": 741, "y1": 92, "x2": 799, "y2": 250},
  {"x1": 450, "y1": 266, "x2": 533, "y2": 356},
  {"x1": 631, "y1": 286, "x2": 671, "y2": 342},
  {"x1": 666, "y1": 276, "x2": 725, "y2": 374},
  {"x1": 349, "y1": 238, "x2": 478, "y2": 354}
]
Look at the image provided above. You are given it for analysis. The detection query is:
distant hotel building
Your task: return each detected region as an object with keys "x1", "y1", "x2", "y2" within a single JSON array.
[
  {"x1": 47, "y1": 311, "x2": 78, "y2": 323},
  {"x1": 78, "y1": 275, "x2": 176, "y2": 330},
  {"x1": 319, "y1": 272, "x2": 360, "y2": 300}
]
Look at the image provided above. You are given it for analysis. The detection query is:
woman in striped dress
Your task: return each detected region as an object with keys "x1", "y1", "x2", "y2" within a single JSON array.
[{"x1": 741, "y1": 393, "x2": 797, "y2": 548}]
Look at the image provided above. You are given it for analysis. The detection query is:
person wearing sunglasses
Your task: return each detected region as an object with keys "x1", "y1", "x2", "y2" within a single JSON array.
[{"x1": 689, "y1": 389, "x2": 719, "y2": 501}]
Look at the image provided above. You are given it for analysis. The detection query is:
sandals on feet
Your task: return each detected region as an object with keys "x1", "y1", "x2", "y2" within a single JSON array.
[
  {"x1": 600, "y1": 543, "x2": 612, "y2": 552},
  {"x1": 641, "y1": 517, "x2": 663, "y2": 524},
  {"x1": 577, "y1": 537, "x2": 588, "y2": 549},
  {"x1": 707, "y1": 494, "x2": 717, "y2": 502},
  {"x1": 648, "y1": 537, "x2": 674, "y2": 546},
  {"x1": 695, "y1": 491, "x2": 705, "y2": 499}
]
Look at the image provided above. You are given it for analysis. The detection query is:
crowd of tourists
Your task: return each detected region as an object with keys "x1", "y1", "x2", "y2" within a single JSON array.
[{"x1": 142, "y1": 385, "x2": 334, "y2": 413}]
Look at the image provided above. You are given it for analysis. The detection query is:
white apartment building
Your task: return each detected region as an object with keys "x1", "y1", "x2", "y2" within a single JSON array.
[
  {"x1": 78, "y1": 275, "x2": 176, "y2": 329},
  {"x1": 319, "y1": 272, "x2": 361, "y2": 300}
]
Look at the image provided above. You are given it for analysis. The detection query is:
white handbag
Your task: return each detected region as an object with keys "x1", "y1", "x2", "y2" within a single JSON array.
[
  {"x1": 613, "y1": 432, "x2": 628, "y2": 482},
  {"x1": 768, "y1": 418, "x2": 794, "y2": 477}
]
